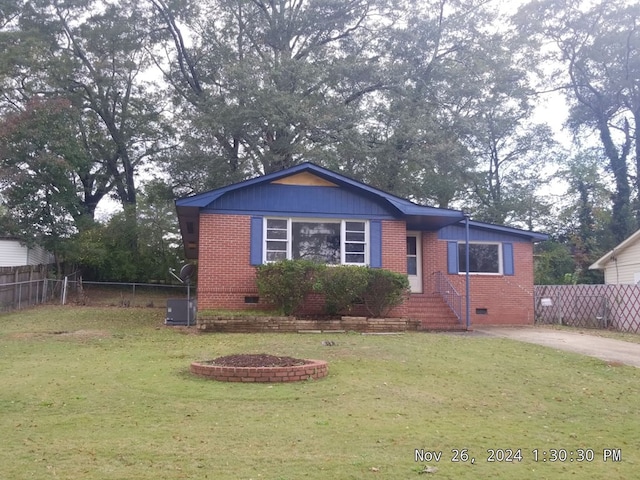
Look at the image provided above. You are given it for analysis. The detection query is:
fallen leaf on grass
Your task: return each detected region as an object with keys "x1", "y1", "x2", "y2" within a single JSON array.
[{"x1": 418, "y1": 465, "x2": 438, "y2": 474}]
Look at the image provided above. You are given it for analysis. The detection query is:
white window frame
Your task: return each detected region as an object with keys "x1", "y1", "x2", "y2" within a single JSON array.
[
  {"x1": 457, "y1": 241, "x2": 503, "y2": 275},
  {"x1": 265, "y1": 218, "x2": 290, "y2": 262},
  {"x1": 263, "y1": 217, "x2": 369, "y2": 266}
]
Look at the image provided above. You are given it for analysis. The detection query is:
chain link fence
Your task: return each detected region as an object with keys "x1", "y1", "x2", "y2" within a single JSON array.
[
  {"x1": 535, "y1": 284, "x2": 640, "y2": 333},
  {"x1": 1, "y1": 270, "x2": 192, "y2": 313},
  {"x1": 61, "y1": 279, "x2": 191, "y2": 308},
  {"x1": 0, "y1": 265, "x2": 53, "y2": 312},
  {"x1": 0, "y1": 278, "x2": 57, "y2": 312}
]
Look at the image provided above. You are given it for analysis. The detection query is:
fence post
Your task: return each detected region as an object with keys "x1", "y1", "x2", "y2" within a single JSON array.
[
  {"x1": 13, "y1": 267, "x2": 19, "y2": 307},
  {"x1": 28, "y1": 266, "x2": 34, "y2": 306},
  {"x1": 62, "y1": 276, "x2": 68, "y2": 305}
]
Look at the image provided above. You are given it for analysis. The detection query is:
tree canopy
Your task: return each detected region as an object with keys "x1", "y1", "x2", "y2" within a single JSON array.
[{"x1": 0, "y1": 0, "x2": 637, "y2": 283}]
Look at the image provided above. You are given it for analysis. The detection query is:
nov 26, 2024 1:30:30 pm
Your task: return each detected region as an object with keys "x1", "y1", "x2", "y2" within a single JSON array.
[{"x1": 414, "y1": 448, "x2": 623, "y2": 464}]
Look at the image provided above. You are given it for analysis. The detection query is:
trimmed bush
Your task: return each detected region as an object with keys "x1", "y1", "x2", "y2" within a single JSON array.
[
  {"x1": 362, "y1": 269, "x2": 410, "y2": 318},
  {"x1": 255, "y1": 260, "x2": 322, "y2": 315},
  {"x1": 256, "y1": 260, "x2": 409, "y2": 318},
  {"x1": 314, "y1": 265, "x2": 370, "y2": 315}
]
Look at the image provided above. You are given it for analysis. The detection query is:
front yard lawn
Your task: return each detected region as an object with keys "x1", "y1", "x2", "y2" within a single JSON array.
[{"x1": 1, "y1": 306, "x2": 638, "y2": 479}]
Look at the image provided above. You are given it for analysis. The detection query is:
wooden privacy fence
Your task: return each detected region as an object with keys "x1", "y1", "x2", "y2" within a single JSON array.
[
  {"x1": 535, "y1": 284, "x2": 640, "y2": 333},
  {"x1": 0, "y1": 265, "x2": 54, "y2": 312}
]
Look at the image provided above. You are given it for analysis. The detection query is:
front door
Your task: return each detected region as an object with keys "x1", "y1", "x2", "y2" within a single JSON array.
[{"x1": 406, "y1": 232, "x2": 422, "y2": 293}]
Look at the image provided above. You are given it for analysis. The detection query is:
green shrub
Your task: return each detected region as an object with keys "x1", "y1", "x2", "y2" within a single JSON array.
[
  {"x1": 255, "y1": 260, "x2": 322, "y2": 315},
  {"x1": 362, "y1": 269, "x2": 410, "y2": 318},
  {"x1": 314, "y1": 265, "x2": 370, "y2": 315},
  {"x1": 256, "y1": 261, "x2": 409, "y2": 318}
]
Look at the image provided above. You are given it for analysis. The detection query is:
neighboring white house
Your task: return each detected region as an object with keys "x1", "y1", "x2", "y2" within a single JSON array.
[
  {"x1": 0, "y1": 237, "x2": 54, "y2": 267},
  {"x1": 590, "y1": 230, "x2": 640, "y2": 284}
]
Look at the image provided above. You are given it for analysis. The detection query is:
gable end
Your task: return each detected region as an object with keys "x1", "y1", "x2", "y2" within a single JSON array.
[{"x1": 206, "y1": 183, "x2": 398, "y2": 218}]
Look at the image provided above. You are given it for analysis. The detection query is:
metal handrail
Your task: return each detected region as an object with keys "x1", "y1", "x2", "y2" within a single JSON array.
[{"x1": 434, "y1": 271, "x2": 462, "y2": 323}]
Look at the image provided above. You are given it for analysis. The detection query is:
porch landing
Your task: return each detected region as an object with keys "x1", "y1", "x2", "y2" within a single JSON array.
[{"x1": 407, "y1": 295, "x2": 467, "y2": 332}]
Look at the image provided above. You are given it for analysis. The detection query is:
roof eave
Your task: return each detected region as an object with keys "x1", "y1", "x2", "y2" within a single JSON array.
[
  {"x1": 466, "y1": 220, "x2": 549, "y2": 242},
  {"x1": 589, "y1": 229, "x2": 640, "y2": 270}
]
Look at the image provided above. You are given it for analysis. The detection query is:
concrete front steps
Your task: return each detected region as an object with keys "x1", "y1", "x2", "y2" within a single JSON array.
[{"x1": 407, "y1": 295, "x2": 467, "y2": 331}]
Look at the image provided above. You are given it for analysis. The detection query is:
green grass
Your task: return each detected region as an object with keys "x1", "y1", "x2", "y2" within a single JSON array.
[{"x1": 1, "y1": 306, "x2": 639, "y2": 479}]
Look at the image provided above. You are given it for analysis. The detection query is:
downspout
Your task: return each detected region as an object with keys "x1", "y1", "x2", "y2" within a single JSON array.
[{"x1": 465, "y1": 214, "x2": 471, "y2": 330}]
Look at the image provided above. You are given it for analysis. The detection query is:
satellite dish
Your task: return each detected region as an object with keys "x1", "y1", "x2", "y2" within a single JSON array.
[{"x1": 180, "y1": 264, "x2": 196, "y2": 284}]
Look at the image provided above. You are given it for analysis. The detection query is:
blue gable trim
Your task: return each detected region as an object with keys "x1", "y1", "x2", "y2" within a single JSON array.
[
  {"x1": 176, "y1": 162, "x2": 465, "y2": 224},
  {"x1": 209, "y1": 184, "x2": 397, "y2": 218}
]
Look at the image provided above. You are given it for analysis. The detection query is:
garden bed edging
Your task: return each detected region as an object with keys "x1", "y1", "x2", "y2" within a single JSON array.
[
  {"x1": 196, "y1": 315, "x2": 420, "y2": 333},
  {"x1": 190, "y1": 359, "x2": 328, "y2": 382}
]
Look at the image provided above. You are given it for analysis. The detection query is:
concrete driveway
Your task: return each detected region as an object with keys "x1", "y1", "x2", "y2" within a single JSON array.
[{"x1": 475, "y1": 326, "x2": 640, "y2": 368}]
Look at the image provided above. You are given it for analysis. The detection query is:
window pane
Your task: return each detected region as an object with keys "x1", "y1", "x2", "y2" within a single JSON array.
[
  {"x1": 267, "y1": 229, "x2": 287, "y2": 240},
  {"x1": 346, "y1": 231, "x2": 365, "y2": 242},
  {"x1": 267, "y1": 219, "x2": 287, "y2": 229},
  {"x1": 406, "y1": 236, "x2": 417, "y2": 255},
  {"x1": 292, "y1": 222, "x2": 340, "y2": 264},
  {"x1": 458, "y1": 244, "x2": 499, "y2": 273},
  {"x1": 346, "y1": 253, "x2": 365, "y2": 263},
  {"x1": 267, "y1": 251, "x2": 287, "y2": 262},
  {"x1": 345, "y1": 221, "x2": 365, "y2": 231},
  {"x1": 407, "y1": 257, "x2": 417, "y2": 275},
  {"x1": 346, "y1": 243, "x2": 365, "y2": 253},
  {"x1": 267, "y1": 241, "x2": 287, "y2": 251}
]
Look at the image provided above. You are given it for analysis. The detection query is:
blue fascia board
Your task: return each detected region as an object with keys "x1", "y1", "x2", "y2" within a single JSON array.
[
  {"x1": 200, "y1": 209, "x2": 395, "y2": 220},
  {"x1": 467, "y1": 220, "x2": 549, "y2": 241},
  {"x1": 175, "y1": 190, "x2": 226, "y2": 208},
  {"x1": 440, "y1": 220, "x2": 549, "y2": 242}
]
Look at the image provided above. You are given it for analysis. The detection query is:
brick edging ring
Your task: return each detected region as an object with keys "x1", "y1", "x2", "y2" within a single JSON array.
[{"x1": 190, "y1": 359, "x2": 328, "y2": 382}]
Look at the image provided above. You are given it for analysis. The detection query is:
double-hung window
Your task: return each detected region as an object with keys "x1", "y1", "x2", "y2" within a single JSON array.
[{"x1": 264, "y1": 218, "x2": 369, "y2": 265}]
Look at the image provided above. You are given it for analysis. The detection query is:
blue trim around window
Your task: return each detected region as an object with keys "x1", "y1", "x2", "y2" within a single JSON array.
[
  {"x1": 446, "y1": 240, "x2": 515, "y2": 275},
  {"x1": 503, "y1": 243, "x2": 514, "y2": 276},
  {"x1": 447, "y1": 241, "x2": 459, "y2": 274},
  {"x1": 370, "y1": 220, "x2": 382, "y2": 268},
  {"x1": 250, "y1": 216, "x2": 263, "y2": 266}
]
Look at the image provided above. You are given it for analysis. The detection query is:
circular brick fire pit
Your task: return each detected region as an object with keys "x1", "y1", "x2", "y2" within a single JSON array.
[{"x1": 190, "y1": 354, "x2": 328, "y2": 383}]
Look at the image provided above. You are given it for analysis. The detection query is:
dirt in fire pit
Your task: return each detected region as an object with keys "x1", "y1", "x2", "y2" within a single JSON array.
[{"x1": 207, "y1": 353, "x2": 308, "y2": 367}]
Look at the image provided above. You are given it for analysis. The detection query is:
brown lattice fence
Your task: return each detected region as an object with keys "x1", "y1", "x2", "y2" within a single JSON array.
[{"x1": 535, "y1": 284, "x2": 640, "y2": 333}]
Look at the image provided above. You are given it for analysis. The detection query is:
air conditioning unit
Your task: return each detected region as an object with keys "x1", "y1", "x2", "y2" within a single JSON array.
[{"x1": 165, "y1": 299, "x2": 197, "y2": 326}]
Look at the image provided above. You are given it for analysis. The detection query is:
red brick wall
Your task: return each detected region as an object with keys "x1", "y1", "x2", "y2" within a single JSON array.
[
  {"x1": 197, "y1": 215, "x2": 411, "y2": 315},
  {"x1": 381, "y1": 220, "x2": 407, "y2": 273},
  {"x1": 418, "y1": 238, "x2": 535, "y2": 326},
  {"x1": 467, "y1": 241, "x2": 534, "y2": 325},
  {"x1": 380, "y1": 220, "x2": 408, "y2": 317},
  {"x1": 197, "y1": 213, "x2": 535, "y2": 324},
  {"x1": 197, "y1": 213, "x2": 262, "y2": 310},
  {"x1": 422, "y1": 231, "x2": 446, "y2": 294}
]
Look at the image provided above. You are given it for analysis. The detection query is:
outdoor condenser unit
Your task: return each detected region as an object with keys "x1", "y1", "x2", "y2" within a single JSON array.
[{"x1": 165, "y1": 299, "x2": 197, "y2": 326}]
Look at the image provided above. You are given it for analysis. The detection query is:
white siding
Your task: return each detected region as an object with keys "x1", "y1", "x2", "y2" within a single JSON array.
[
  {"x1": 27, "y1": 245, "x2": 54, "y2": 265},
  {"x1": 0, "y1": 240, "x2": 54, "y2": 267},
  {"x1": 604, "y1": 240, "x2": 640, "y2": 284},
  {"x1": 0, "y1": 240, "x2": 28, "y2": 267}
]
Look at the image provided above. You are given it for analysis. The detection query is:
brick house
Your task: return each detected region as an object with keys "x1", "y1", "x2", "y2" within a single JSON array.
[{"x1": 176, "y1": 163, "x2": 547, "y2": 329}]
